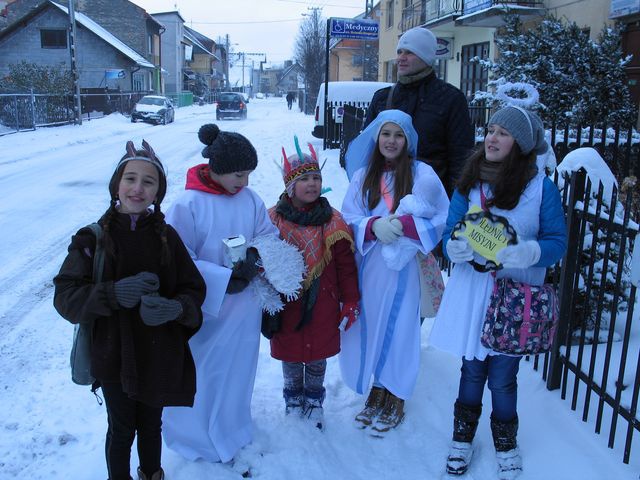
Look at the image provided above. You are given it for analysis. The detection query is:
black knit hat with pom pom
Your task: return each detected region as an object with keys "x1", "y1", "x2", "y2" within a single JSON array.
[{"x1": 198, "y1": 123, "x2": 257, "y2": 174}]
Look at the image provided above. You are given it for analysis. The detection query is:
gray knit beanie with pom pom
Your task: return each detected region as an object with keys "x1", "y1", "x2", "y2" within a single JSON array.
[{"x1": 198, "y1": 123, "x2": 257, "y2": 174}]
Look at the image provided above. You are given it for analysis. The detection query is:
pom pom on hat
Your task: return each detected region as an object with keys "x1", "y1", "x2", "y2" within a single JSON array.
[
  {"x1": 198, "y1": 123, "x2": 220, "y2": 145},
  {"x1": 198, "y1": 123, "x2": 257, "y2": 174},
  {"x1": 397, "y1": 27, "x2": 437, "y2": 66}
]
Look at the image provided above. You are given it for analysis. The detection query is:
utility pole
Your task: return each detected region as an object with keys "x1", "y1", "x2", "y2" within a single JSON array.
[
  {"x1": 68, "y1": 0, "x2": 82, "y2": 124},
  {"x1": 363, "y1": 0, "x2": 374, "y2": 81},
  {"x1": 225, "y1": 34, "x2": 231, "y2": 90}
]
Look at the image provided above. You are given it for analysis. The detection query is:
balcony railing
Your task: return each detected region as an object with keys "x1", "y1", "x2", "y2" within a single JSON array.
[{"x1": 401, "y1": 0, "x2": 544, "y2": 31}]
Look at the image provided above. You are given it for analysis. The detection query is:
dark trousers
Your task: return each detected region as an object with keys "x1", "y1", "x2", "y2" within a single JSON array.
[
  {"x1": 457, "y1": 355, "x2": 521, "y2": 422},
  {"x1": 101, "y1": 382, "x2": 163, "y2": 480}
]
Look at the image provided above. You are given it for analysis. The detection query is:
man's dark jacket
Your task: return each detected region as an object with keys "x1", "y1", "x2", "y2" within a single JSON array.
[{"x1": 364, "y1": 72, "x2": 475, "y2": 195}]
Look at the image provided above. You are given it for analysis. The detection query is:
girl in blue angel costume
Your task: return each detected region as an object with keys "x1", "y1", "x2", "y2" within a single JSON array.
[
  {"x1": 341, "y1": 109, "x2": 449, "y2": 434},
  {"x1": 429, "y1": 106, "x2": 567, "y2": 479}
]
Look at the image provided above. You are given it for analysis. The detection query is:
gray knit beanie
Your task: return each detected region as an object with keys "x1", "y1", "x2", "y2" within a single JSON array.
[
  {"x1": 198, "y1": 124, "x2": 257, "y2": 174},
  {"x1": 396, "y1": 27, "x2": 437, "y2": 66},
  {"x1": 488, "y1": 106, "x2": 548, "y2": 155}
]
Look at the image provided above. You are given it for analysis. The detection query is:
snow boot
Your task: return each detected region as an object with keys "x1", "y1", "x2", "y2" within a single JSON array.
[
  {"x1": 355, "y1": 386, "x2": 388, "y2": 428},
  {"x1": 491, "y1": 415, "x2": 522, "y2": 480},
  {"x1": 446, "y1": 401, "x2": 482, "y2": 475},
  {"x1": 284, "y1": 393, "x2": 305, "y2": 416},
  {"x1": 136, "y1": 467, "x2": 164, "y2": 480},
  {"x1": 370, "y1": 392, "x2": 405, "y2": 434},
  {"x1": 303, "y1": 395, "x2": 324, "y2": 431}
]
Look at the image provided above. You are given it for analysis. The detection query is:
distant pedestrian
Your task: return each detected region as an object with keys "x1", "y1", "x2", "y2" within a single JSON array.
[
  {"x1": 265, "y1": 137, "x2": 360, "y2": 431},
  {"x1": 286, "y1": 91, "x2": 295, "y2": 110},
  {"x1": 53, "y1": 140, "x2": 206, "y2": 480}
]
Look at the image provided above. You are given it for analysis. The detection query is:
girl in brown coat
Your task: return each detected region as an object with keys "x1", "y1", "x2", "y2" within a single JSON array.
[{"x1": 53, "y1": 140, "x2": 206, "y2": 480}]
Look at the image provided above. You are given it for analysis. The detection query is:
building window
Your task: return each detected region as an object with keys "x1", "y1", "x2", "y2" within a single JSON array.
[
  {"x1": 386, "y1": 0, "x2": 394, "y2": 28},
  {"x1": 460, "y1": 41, "x2": 489, "y2": 100},
  {"x1": 434, "y1": 58, "x2": 447, "y2": 81},
  {"x1": 40, "y1": 29, "x2": 67, "y2": 49},
  {"x1": 133, "y1": 73, "x2": 144, "y2": 91}
]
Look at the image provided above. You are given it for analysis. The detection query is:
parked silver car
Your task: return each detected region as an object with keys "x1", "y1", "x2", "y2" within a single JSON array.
[{"x1": 131, "y1": 95, "x2": 175, "y2": 125}]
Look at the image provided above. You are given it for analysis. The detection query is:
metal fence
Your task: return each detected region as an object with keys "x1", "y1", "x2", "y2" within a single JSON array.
[
  {"x1": 0, "y1": 91, "x2": 152, "y2": 136},
  {"x1": 542, "y1": 168, "x2": 639, "y2": 464}
]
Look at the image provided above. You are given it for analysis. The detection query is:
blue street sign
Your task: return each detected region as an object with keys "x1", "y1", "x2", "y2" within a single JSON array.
[{"x1": 330, "y1": 17, "x2": 378, "y2": 40}]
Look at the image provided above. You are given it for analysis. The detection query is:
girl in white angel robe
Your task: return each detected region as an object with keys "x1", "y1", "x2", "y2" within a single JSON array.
[{"x1": 340, "y1": 109, "x2": 449, "y2": 429}]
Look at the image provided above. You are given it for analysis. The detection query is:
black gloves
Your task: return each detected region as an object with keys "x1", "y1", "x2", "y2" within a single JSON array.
[
  {"x1": 114, "y1": 271, "x2": 160, "y2": 308},
  {"x1": 261, "y1": 310, "x2": 282, "y2": 339},
  {"x1": 226, "y1": 247, "x2": 260, "y2": 294},
  {"x1": 139, "y1": 294, "x2": 183, "y2": 326}
]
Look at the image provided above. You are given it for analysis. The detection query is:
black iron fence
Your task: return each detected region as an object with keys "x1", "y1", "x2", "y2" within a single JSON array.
[{"x1": 543, "y1": 168, "x2": 639, "y2": 464}]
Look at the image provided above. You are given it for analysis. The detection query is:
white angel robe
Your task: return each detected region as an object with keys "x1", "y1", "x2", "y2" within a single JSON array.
[
  {"x1": 340, "y1": 162, "x2": 449, "y2": 400},
  {"x1": 162, "y1": 187, "x2": 277, "y2": 463}
]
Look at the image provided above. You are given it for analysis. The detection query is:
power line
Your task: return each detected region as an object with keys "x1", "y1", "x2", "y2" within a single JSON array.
[{"x1": 188, "y1": 18, "x2": 303, "y2": 25}]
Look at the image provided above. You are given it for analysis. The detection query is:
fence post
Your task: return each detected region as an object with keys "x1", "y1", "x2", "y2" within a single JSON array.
[
  {"x1": 30, "y1": 89, "x2": 36, "y2": 130},
  {"x1": 547, "y1": 168, "x2": 586, "y2": 390},
  {"x1": 13, "y1": 95, "x2": 19, "y2": 131}
]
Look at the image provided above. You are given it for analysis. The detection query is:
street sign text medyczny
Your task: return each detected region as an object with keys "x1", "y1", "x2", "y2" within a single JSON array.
[{"x1": 330, "y1": 17, "x2": 378, "y2": 40}]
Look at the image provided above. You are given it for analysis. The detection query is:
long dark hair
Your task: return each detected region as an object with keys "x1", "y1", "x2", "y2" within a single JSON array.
[
  {"x1": 361, "y1": 136, "x2": 414, "y2": 212},
  {"x1": 101, "y1": 149, "x2": 171, "y2": 266},
  {"x1": 457, "y1": 143, "x2": 537, "y2": 210}
]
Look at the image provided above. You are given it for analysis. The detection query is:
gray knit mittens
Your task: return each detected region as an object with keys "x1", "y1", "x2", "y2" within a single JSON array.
[{"x1": 113, "y1": 271, "x2": 160, "y2": 308}]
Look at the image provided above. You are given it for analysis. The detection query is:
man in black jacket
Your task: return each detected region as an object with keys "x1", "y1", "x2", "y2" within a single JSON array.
[{"x1": 364, "y1": 27, "x2": 475, "y2": 196}]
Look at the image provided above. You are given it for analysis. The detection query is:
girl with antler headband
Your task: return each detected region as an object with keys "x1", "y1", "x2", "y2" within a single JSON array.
[
  {"x1": 53, "y1": 140, "x2": 206, "y2": 480},
  {"x1": 265, "y1": 136, "x2": 360, "y2": 431}
]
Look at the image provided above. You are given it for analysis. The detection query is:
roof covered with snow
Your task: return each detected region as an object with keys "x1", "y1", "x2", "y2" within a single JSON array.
[{"x1": 50, "y1": 1, "x2": 154, "y2": 69}]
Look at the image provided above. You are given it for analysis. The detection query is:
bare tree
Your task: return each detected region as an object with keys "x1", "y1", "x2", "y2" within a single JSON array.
[{"x1": 294, "y1": 8, "x2": 325, "y2": 114}]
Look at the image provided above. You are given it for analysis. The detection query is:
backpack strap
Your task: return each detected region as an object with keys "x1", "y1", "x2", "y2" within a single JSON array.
[{"x1": 85, "y1": 223, "x2": 104, "y2": 283}]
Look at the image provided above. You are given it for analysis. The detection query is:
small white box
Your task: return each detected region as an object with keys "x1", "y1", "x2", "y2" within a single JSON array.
[{"x1": 222, "y1": 234, "x2": 247, "y2": 268}]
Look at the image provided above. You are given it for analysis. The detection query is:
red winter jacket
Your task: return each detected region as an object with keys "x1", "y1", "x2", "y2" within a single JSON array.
[{"x1": 270, "y1": 237, "x2": 359, "y2": 363}]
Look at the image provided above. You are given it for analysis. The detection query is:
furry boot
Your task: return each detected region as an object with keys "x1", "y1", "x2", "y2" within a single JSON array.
[
  {"x1": 303, "y1": 396, "x2": 324, "y2": 431},
  {"x1": 355, "y1": 386, "x2": 387, "y2": 428},
  {"x1": 137, "y1": 467, "x2": 164, "y2": 480},
  {"x1": 491, "y1": 415, "x2": 522, "y2": 480},
  {"x1": 370, "y1": 392, "x2": 405, "y2": 434},
  {"x1": 446, "y1": 401, "x2": 482, "y2": 476}
]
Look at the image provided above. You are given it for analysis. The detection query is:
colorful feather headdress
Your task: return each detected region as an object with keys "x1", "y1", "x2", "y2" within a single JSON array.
[{"x1": 280, "y1": 136, "x2": 323, "y2": 189}]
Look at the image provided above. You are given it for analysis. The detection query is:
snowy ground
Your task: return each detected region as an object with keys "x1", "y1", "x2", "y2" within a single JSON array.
[{"x1": 0, "y1": 97, "x2": 638, "y2": 479}]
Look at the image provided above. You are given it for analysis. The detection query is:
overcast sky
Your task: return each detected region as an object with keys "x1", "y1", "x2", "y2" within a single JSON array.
[{"x1": 129, "y1": 0, "x2": 366, "y2": 65}]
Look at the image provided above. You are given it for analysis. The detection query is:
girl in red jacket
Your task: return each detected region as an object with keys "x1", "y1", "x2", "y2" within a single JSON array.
[{"x1": 265, "y1": 138, "x2": 360, "y2": 430}]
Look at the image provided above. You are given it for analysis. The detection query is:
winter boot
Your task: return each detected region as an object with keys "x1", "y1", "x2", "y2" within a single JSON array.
[
  {"x1": 491, "y1": 415, "x2": 522, "y2": 480},
  {"x1": 303, "y1": 395, "x2": 324, "y2": 431},
  {"x1": 284, "y1": 393, "x2": 305, "y2": 416},
  {"x1": 137, "y1": 467, "x2": 165, "y2": 480},
  {"x1": 370, "y1": 392, "x2": 405, "y2": 434},
  {"x1": 354, "y1": 386, "x2": 388, "y2": 428},
  {"x1": 446, "y1": 401, "x2": 482, "y2": 475}
]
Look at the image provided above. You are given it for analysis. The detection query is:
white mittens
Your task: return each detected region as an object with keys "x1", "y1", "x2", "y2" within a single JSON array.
[
  {"x1": 496, "y1": 240, "x2": 541, "y2": 269},
  {"x1": 446, "y1": 238, "x2": 474, "y2": 264},
  {"x1": 372, "y1": 216, "x2": 403, "y2": 244}
]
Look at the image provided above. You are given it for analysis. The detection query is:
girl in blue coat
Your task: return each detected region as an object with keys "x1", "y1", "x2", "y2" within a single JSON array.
[{"x1": 429, "y1": 106, "x2": 567, "y2": 479}]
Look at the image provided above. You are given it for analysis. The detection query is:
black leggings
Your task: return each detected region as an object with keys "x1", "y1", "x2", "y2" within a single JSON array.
[{"x1": 101, "y1": 382, "x2": 163, "y2": 480}]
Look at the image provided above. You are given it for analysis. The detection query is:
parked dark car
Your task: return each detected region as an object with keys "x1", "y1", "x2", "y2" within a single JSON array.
[
  {"x1": 131, "y1": 95, "x2": 175, "y2": 125},
  {"x1": 216, "y1": 92, "x2": 247, "y2": 120}
]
